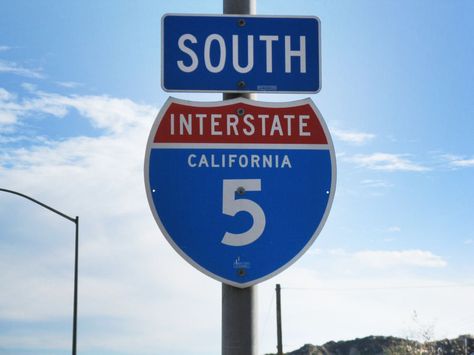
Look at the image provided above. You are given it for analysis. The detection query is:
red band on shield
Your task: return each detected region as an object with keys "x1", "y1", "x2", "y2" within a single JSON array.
[{"x1": 154, "y1": 102, "x2": 328, "y2": 145}]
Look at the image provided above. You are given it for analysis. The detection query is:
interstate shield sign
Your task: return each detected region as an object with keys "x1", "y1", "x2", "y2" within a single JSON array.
[{"x1": 144, "y1": 97, "x2": 336, "y2": 287}]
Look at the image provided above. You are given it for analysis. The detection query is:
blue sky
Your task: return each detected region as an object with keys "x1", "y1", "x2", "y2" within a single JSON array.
[{"x1": 1, "y1": 0, "x2": 473, "y2": 354}]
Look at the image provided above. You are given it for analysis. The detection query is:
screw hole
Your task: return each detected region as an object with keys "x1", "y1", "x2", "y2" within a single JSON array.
[
  {"x1": 238, "y1": 19, "x2": 246, "y2": 27},
  {"x1": 238, "y1": 268, "x2": 246, "y2": 276},
  {"x1": 237, "y1": 108, "x2": 245, "y2": 116}
]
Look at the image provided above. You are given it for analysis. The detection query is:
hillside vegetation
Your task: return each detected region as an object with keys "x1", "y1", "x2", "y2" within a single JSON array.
[{"x1": 267, "y1": 335, "x2": 474, "y2": 355}]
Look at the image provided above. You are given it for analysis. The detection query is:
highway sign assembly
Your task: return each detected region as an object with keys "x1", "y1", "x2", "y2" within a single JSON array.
[
  {"x1": 144, "y1": 97, "x2": 335, "y2": 287},
  {"x1": 162, "y1": 14, "x2": 321, "y2": 93}
]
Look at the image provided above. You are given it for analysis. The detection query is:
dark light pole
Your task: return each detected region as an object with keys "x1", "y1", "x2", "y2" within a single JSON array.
[
  {"x1": 276, "y1": 284, "x2": 283, "y2": 355},
  {"x1": 0, "y1": 188, "x2": 79, "y2": 355}
]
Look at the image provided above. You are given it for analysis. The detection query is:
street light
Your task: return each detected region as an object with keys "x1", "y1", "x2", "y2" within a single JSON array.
[{"x1": 0, "y1": 188, "x2": 79, "y2": 355}]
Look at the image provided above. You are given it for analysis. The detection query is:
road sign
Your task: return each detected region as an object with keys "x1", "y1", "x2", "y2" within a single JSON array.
[
  {"x1": 144, "y1": 97, "x2": 335, "y2": 287},
  {"x1": 162, "y1": 14, "x2": 321, "y2": 93}
]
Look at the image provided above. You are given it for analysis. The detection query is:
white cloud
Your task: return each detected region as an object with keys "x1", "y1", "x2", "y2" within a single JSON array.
[
  {"x1": 386, "y1": 226, "x2": 401, "y2": 233},
  {"x1": 0, "y1": 59, "x2": 43, "y2": 78},
  {"x1": 0, "y1": 135, "x2": 49, "y2": 145},
  {"x1": 0, "y1": 45, "x2": 10, "y2": 52},
  {"x1": 347, "y1": 153, "x2": 429, "y2": 172},
  {"x1": 332, "y1": 128, "x2": 375, "y2": 145},
  {"x1": 450, "y1": 158, "x2": 474, "y2": 168},
  {"x1": 306, "y1": 248, "x2": 446, "y2": 270},
  {"x1": 0, "y1": 110, "x2": 17, "y2": 124},
  {"x1": 360, "y1": 179, "x2": 393, "y2": 188},
  {"x1": 21, "y1": 82, "x2": 37, "y2": 92},
  {"x1": 328, "y1": 248, "x2": 348, "y2": 257},
  {"x1": 354, "y1": 250, "x2": 447, "y2": 269},
  {"x1": 0, "y1": 88, "x2": 18, "y2": 124},
  {"x1": 0, "y1": 87, "x2": 155, "y2": 133},
  {"x1": 55, "y1": 81, "x2": 82, "y2": 88},
  {"x1": 20, "y1": 90, "x2": 155, "y2": 133},
  {"x1": 0, "y1": 87, "x2": 16, "y2": 101},
  {"x1": 57, "y1": 94, "x2": 155, "y2": 133},
  {"x1": 440, "y1": 154, "x2": 474, "y2": 168}
]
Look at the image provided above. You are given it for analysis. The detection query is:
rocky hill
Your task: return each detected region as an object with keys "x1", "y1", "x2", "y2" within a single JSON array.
[{"x1": 266, "y1": 335, "x2": 474, "y2": 355}]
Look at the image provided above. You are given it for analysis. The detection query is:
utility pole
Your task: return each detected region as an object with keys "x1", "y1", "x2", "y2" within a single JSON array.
[
  {"x1": 221, "y1": 1, "x2": 257, "y2": 355},
  {"x1": 276, "y1": 284, "x2": 283, "y2": 355}
]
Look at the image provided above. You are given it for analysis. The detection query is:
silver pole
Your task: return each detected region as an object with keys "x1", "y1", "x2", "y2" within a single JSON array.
[
  {"x1": 222, "y1": 1, "x2": 257, "y2": 354},
  {"x1": 222, "y1": 284, "x2": 257, "y2": 355},
  {"x1": 223, "y1": 0, "x2": 256, "y2": 14}
]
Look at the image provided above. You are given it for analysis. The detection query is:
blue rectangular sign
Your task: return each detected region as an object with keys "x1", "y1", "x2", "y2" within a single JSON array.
[{"x1": 162, "y1": 14, "x2": 321, "y2": 93}]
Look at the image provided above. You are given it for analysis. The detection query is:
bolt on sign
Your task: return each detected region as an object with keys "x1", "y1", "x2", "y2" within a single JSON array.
[{"x1": 144, "y1": 97, "x2": 336, "y2": 287}]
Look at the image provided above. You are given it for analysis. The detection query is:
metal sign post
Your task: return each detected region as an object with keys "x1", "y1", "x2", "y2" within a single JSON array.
[
  {"x1": 221, "y1": 1, "x2": 256, "y2": 354},
  {"x1": 224, "y1": 2, "x2": 255, "y2": 353}
]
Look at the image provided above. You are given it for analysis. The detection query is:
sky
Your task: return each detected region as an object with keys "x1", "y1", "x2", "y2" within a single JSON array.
[{"x1": 0, "y1": 0, "x2": 473, "y2": 354}]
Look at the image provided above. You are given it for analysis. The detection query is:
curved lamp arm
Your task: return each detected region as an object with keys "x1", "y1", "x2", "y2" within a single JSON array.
[{"x1": 0, "y1": 188, "x2": 76, "y2": 223}]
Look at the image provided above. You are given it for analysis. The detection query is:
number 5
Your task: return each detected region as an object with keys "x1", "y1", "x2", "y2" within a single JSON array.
[{"x1": 222, "y1": 179, "x2": 266, "y2": 247}]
